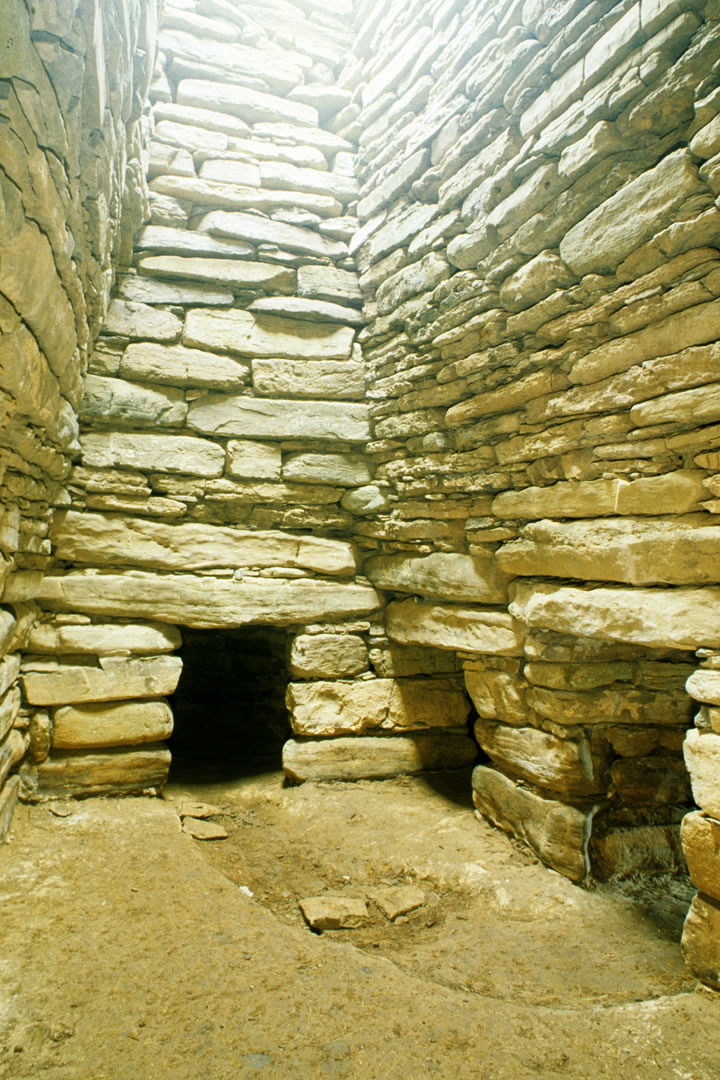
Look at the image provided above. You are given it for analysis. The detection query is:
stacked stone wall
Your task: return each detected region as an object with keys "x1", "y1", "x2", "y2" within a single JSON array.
[
  {"x1": 0, "y1": 0, "x2": 159, "y2": 834},
  {"x1": 345, "y1": 0, "x2": 720, "y2": 985},
  {"x1": 14, "y1": 0, "x2": 477, "y2": 802}
]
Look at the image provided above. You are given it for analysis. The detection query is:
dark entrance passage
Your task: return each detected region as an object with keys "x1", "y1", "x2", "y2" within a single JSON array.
[{"x1": 168, "y1": 626, "x2": 292, "y2": 780}]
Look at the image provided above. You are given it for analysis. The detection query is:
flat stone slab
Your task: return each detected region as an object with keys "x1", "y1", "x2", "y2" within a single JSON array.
[
  {"x1": 187, "y1": 394, "x2": 370, "y2": 443},
  {"x1": 684, "y1": 730, "x2": 720, "y2": 818},
  {"x1": 472, "y1": 765, "x2": 589, "y2": 882},
  {"x1": 368, "y1": 886, "x2": 425, "y2": 921},
  {"x1": 682, "y1": 892, "x2": 720, "y2": 990},
  {"x1": 286, "y1": 677, "x2": 470, "y2": 736},
  {"x1": 183, "y1": 308, "x2": 355, "y2": 360},
  {"x1": 52, "y1": 700, "x2": 174, "y2": 749},
  {"x1": 135, "y1": 225, "x2": 255, "y2": 259},
  {"x1": 510, "y1": 580, "x2": 720, "y2": 650},
  {"x1": 137, "y1": 256, "x2": 296, "y2": 293},
  {"x1": 119, "y1": 342, "x2": 249, "y2": 391},
  {"x1": 498, "y1": 516, "x2": 720, "y2": 586},
  {"x1": 366, "y1": 552, "x2": 509, "y2": 605},
  {"x1": 198, "y1": 210, "x2": 347, "y2": 259},
  {"x1": 79, "y1": 432, "x2": 225, "y2": 477},
  {"x1": 182, "y1": 817, "x2": 228, "y2": 840},
  {"x1": 33, "y1": 573, "x2": 383, "y2": 629},
  {"x1": 251, "y1": 358, "x2": 366, "y2": 401},
  {"x1": 283, "y1": 732, "x2": 478, "y2": 783},
  {"x1": 35, "y1": 747, "x2": 171, "y2": 798},
  {"x1": 150, "y1": 175, "x2": 341, "y2": 217},
  {"x1": 299, "y1": 896, "x2": 369, "y2": 930},
  {"x1": 386, "y1": 599, "x2": 524, "y2": 655},
  {"x1": 21, "y1": 656, "x2": 183, "y2": 706},
  {"x1": 27, "y1": 621, "x2": 182, "y2": 655},
  {"x1": 177, "y1": 78, "x2": 318, "y2": 127},
  {"x1": 681, "y1": 812, "x2": 720, "y2": 903},
  {"x1": 51, "y1": 512, "x2": 358, "y2": 576},
  {"x1": 249, "y1": 297, "x2": 364, "y2": 326}
]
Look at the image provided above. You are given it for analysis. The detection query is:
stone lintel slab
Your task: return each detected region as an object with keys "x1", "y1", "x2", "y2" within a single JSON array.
[
  {"x1": 386, "y1": 598, "x2": 524, "y2": 655},
  {"x1": 51, "y1": 512, "x2": 359, "y2": 577},
  {"x1": 282, "y1": 732, "x2": 478, "y2": 783},
  {"x1": 510, "y1": 580, "x2": 720, "y2": 651},
  {"x1": 33, "y1": 573, "x2": 383, "y2": 629},
  {"x1": 34, "y1": 747, "x2": 171, "y2": 799}
]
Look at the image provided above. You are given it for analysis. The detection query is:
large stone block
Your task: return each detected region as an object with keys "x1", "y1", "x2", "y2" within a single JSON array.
[
  {"x1": 366, "y1": 552, "x2": 509, "y2": 605},
  {"x1": 289, "y1": 634, "x2": 368, "y2": 679},
  {"x1": 498, "y1": 516, "x2": 720, "y2": 586},
  {"x1": 386, "y1": 599, "x2": 524, "y2": 655},
  {"x1": 251, "y1": 358, "x2": 366, "y2": 400},
  {"x1": 51, "y1": 512, "x2": 358, "y2": 576},
  {"x1": 34, "y1": 573, "x2": 383, "y2": 629},
  {"x1": 682, "y1": 893, "x2": 720, "y2": 990},
  {"x1": 283, "y1": 732, "x2": 477, "y2": 783},
  {"x1": 475, "y1": 719, "x2": 610, "y2": 797},
  {"x1": 472, "y1": 765, "x2": 589, "y2": 881},
  {"x1": 52, "y1": 700, "x2": 174, "y2": 749},
  {"x1": 682, "y1": 812, "x2": 720, "y2": 901},
  {"x1": 35, "y1": 746, "x2": 171, "y2": 798},
  {"x1": 177, "y1": 78, "x2": 318, "y2": 126},
  {"x1": 510, "y1": 580, "x2": 720, "y2": 651},
  {"x1": 684, "y1": 730, "x2": 720, "y2": 818},
  {"x1": 198, "y1": 210, "x2": 346, "y2": 259},
  {"x1": 78, "y1": 375, "x2": 188, "y2": 428},
  {"x1": 27, "y1": 621, "x2": 182, "y2": 655},
  {"x1": 286, "y1": 677, "x2": 470, "y2": 736},
  {"x1": 492, "y1": 473, "x2": 706, "y2": 520},
  {"x1": 560, "y1": 150, "x2": 705, "y2": 276},
  {"x1": 137, "y1": 255, "x2": 296, "y2": 293},
  {"x1": 119, "y1": 342, "x2": 249, "y2": 390},
  {"x1": 184, "y1": 308, "x2": 354, "y2": 361},
  {"x1": 187, "y1": 394, "x2": 370, "y2": 442},
  {"x1": 79, "y1": 432, "x2": 225, "y2": 477},
  {"x1": 282, "y1": 454, "x2": 372, "y2": 487},
  {"x1": 21, "y1": 656, "x2": 183, "y2": 706},
  {"x1": 687, "y1": 670, "x2": 720, "y2": 706}
]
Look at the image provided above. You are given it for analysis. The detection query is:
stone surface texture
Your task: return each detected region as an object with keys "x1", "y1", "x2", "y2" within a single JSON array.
[{"x1": 3, "y1": 0, "x2": 720, "y2": 985}]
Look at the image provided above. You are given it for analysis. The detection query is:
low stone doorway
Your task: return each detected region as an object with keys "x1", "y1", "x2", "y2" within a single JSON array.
[{"x1": 168, "y1": 627, "x2": 292, "y2": 780}]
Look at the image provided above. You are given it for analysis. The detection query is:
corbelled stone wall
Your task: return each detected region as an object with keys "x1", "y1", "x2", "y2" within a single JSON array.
[
  {"x1": 0, "y1": 0, "x2": 159, "y2": 833},
  {"x1": 347, "y1": 0, "x2": 720, "y2": 988},
  {"x1": 2, "y1": 0, "x2": 720, "y2": 992}
]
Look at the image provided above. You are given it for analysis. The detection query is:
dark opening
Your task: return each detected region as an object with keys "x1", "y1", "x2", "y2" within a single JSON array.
[{"x1": 168, "y1": 626, "x2": 292, "y2": 781}]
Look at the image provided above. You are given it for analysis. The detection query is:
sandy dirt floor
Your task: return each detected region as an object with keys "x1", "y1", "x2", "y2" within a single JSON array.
[{"x1": 0, "y1": 766, "x2": 718, "y2": 1080}]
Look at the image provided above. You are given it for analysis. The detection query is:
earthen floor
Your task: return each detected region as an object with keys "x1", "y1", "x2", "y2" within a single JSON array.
[{"x1": 0, "y1": 772, "x2": 718, "y2": 1080}]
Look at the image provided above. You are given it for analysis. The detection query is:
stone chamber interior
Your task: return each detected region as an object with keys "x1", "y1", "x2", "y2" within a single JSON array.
[
  {"x1": 1, "y1": 0, "x2": 720, "y2": 1003},
  {"x1": 169, "y1": 627, "x2": 292, "y2": 779}
]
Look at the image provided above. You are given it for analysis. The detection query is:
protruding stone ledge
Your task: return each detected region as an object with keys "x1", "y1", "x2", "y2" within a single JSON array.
[
  {"x1": 34, "y1": 746, "x2": 171, "y2": 798},
  {"x1": 509, "y1": 580, "x2": 720, "y2": 651},
  {"x1": 27, "y1": 621, "x2": 182, "y2": 655},
  {"x1": 282, "y1": 732, "x2": 478, "y2": 783},
  {"x1": 32, "y1": 573, "x2": 384, "y2": 629},
  {"x1": 184, "y1": 308, "x2": 355, "y2": 361}
]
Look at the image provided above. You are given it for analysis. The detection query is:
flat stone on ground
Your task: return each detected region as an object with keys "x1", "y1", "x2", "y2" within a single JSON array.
[{"x1": 299, "y1": 896, "x2": 369, "y2": 930}]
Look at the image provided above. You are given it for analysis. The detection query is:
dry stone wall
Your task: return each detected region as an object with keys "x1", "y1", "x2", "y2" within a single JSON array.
[
  {"x1": 16, "y1": 0, "x2": 477, "y2": 804},
  {"x1": 0, "y1": 0, "x2": 159, "y2": 835},
  {"x1": 346, "y1": 0, "x2": 720, "y2": 986}
]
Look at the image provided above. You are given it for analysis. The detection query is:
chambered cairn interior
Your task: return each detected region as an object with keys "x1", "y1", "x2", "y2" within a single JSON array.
[{"x1": 2, "y1": 0, "x2": 720, "y2": 992}]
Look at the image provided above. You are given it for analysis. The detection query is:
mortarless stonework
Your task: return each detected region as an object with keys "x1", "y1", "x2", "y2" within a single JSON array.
[{"x1": 2, "y1": 0, "x2": 720, "y2": 990}]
